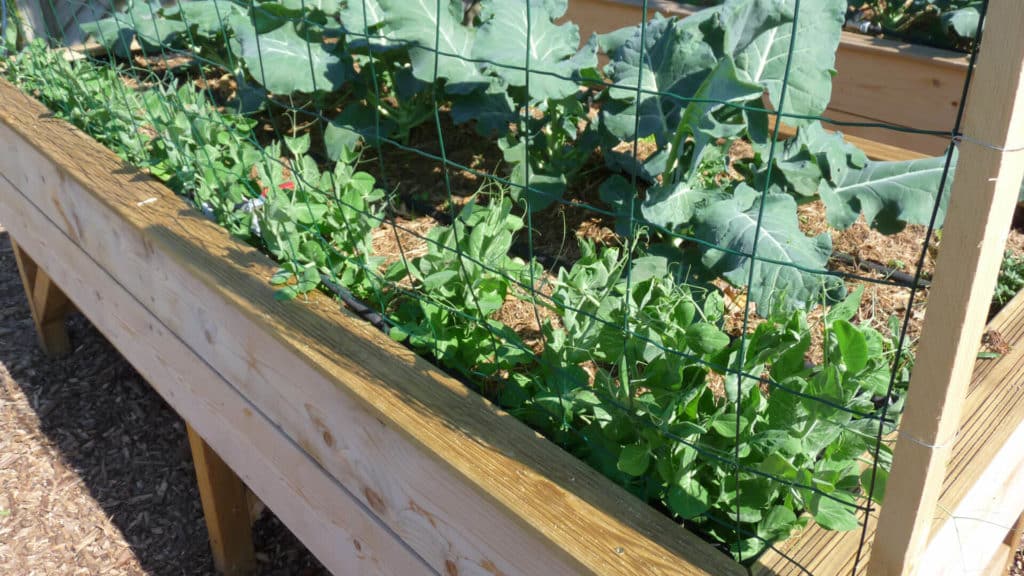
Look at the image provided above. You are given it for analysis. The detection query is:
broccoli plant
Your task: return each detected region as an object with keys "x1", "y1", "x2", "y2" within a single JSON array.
[{"x1": 596, "y1": 0, "x2": 953, "y2": 313}]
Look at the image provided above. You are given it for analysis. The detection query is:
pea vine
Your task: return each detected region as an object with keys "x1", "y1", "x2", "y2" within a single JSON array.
[{"x1": 4, "y1": 1, "x2": 918, "y2": 560}]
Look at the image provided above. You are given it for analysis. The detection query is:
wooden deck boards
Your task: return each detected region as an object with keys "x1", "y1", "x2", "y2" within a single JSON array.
[{"x1": 753, "y1": 290, "x2": 1024, "y2": 575}]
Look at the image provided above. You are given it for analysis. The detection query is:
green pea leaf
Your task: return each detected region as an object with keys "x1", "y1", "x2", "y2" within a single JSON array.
[
  {"x1": 710, "y1": 415, "x2": 748, "y2": 438},
  {"x1": 833, "y1": 319, "x2": 868, "y2": 373},
  {"x1": 825, "y1": 284, "x2": 864, "y2": 324},
  {"x1": 860, "y1": 467, "x2": 888, "y2": 505},
  {"x1": 667, "y1": 475, "x2": 710, "y2": 519},
  {"x1": 758, "y1": 505, "x2": 798, "y2": 541},
  {"x1": 616, "y1": 443, "x2": 650, "y2": 477},
  {"x1": 686, "y1": 323, "x2": 731, "y2": 355},
  {"x1": 809, "y1": 492, "x2": 860, "y2": 531}
]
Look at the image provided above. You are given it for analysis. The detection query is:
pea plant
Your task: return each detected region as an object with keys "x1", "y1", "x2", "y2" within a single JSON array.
[{"x1": 5, "y1": 0, "x2": 933, "y2": 560}]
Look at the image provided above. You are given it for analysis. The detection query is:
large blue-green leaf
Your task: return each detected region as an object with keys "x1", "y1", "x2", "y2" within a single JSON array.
[
  {"x1": 698, "y1": 184, "x2": 839, "y2": 312},
  {"x1": 176, "y1": 1, "x2": 245, "y2": 37},
  {"x1": 449, "y1": 81, "x2": 515, "y2": 136},
  {"x1": 340, "y1": 0, "x2": 385, "y2": 29},
  {"x1": 376, "y1": 0, "x2": 487, "y2": 93},
  {"x1": 771, "y1": 121, "x2": 867, "y2": 196},
  {"x1": 715, "y1": 0, "x2": 794, "y2": 55},
  {"x1": 81, "y1": 4, "x2": 187, "y2": 57},
  {"x1": 674, "y1": 57, "x2": 763, "y2": 177},
  {"x1": 818, "y1": 153, "x2": 955, "y2": 234},
  {"x1": 734, "y1": 0, "x2": 845, "y2": 125},
  {"x1": 278, "y1": 0, "x2": 341, "y2": 15},
  {"x1": 642, "y1": 181, "x2": 717, "y2": 231},
  {"x1": 339, "y1": 0, "x2": 393, "y2": 51},
  {"x1": 473, "y1": 0, "x2": 581, "y2": 101},
  {"x1": 602, "y1": 16, "x2": 717, "y2": 145},
  {"x1": 234, "y1": 20, "x2": 350, "y2": 94},
  {"x1": 943, "y1": 3, "x2": 983, "y2": 39}
]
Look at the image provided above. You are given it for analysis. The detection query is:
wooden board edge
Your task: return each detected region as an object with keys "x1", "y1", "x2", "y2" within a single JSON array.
[
  {"x1": 0, "y1": 173, "x2": 433, "y2": 576},
  {"x1": 751, "y1": 285, "x2": 1024, "y2": 574},
  {"x1": 918, "y1": 412, "x2": 1024, "y2": 575},
  {"x1": 869, "y1": 0, "x2": 1024, "y2": 572},
  {"x1": 0, "y1": 78, "x2": 743, "y2": 576}
]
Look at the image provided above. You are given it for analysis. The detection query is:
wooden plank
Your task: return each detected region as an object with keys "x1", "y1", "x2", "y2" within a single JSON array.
[
  {"x1": 1003, "y1": 513, "x2": 1024, "y2": 574},
  {"x1": 812, "y1": 109, "x2": 946, "y2": 159},
  {"x1": 187, "y1": 424, "x2": 257, "y2": 576},
  {"x1": 0, "y1": 79, "x2": 742, "y2": 575},
  {"x1": 919, "y1": 414, "x2": 1024, "y2": 575},
  {"x1": 565, "y1": 0, "x2": 963, "y2": 156},
  {"x1": 11, "y1": 238, "x2": 72, "y2": 355},
  {"x1": 868, "y1": 0, "x2": 1024, "y2": 572},
  {"x1": 0, "y1": 172, "x2": 433, "y2": 576}
]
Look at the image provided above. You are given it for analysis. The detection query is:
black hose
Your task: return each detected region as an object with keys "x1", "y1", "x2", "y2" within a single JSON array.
[{"x1": 830, "y1": 251, "x2": 932, "y2": 288}]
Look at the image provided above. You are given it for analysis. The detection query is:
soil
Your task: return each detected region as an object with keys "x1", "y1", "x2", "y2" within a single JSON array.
[{"x1": 0, "y1": 224, "x2": 327, "y2": 575}]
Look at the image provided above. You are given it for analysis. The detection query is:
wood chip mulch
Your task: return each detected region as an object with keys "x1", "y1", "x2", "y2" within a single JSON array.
[{"x1": 0, "y1": 225, "x2": 328, "y2": 575}]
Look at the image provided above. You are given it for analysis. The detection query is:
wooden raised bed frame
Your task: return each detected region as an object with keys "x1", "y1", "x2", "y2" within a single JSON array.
[
  {"x1": 564, "y1": 0, "x2": 968, "y2": 156},
  {"x1": 1, "y1": 2, "x2": 1023, "y2": 574}
]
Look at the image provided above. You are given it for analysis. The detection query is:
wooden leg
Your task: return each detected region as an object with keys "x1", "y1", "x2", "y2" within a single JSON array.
[
  {"x1": 1004, "y1": 511, "x2": 1024, "y2": 574},
  {"x1": 11, "y1": 239, "x2": 72, "y2": 356},
  {"x1": 187, "y1": 424, "x2": 256, "y2": 576}
]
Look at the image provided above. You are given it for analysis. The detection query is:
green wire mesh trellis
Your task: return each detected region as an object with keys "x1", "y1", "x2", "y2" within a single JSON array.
[{"x1": 0, "y1": 0, "x2": 987, "y2": 570}]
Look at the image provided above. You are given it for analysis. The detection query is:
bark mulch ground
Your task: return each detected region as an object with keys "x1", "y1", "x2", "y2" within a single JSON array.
[
  {"x1": 1, "y1": 209, "x2": 1023, "y2": 574},
  {"x1": 0, "y1": 224, "x2": 327, "y2": 575}
]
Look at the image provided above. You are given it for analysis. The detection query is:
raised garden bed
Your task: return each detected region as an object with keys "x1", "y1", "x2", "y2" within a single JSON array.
[
  {"x1": 565, "y1": 0, "x2": 969, "y2": 156},
  {"x1": 4, "y1": 64, "x2": 1024, "y2": 575},
  {"x1": 2, "y1": 1, "x2": 1024, "y2": 575}
]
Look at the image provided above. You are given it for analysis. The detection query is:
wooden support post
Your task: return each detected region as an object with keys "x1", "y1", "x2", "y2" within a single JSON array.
[
  {"x1": 869, "y1": 2, "x2": 1024, "y2": 574},
  {"x1": 979, "y1": 510, "x2": 1024, "y2": 575},
  {"x1": 187, "y1": 424, "x2": 256, "y2": 576},
  {"x1": 11, "y1": 238, "x2": 72, "y2": 356}
]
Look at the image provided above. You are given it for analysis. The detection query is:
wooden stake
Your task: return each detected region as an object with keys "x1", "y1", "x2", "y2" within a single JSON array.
[
  {"x1": 11, "y1": 239, "x2": 72, "y2": 356},
  {"x1": 869, "y1": 1, "x2": 1024, "y2": 574},
  {"x1": 187, "y1": 424, "x2": 256, "y2": 576},
  {"x1": 1005, "y1": 513, "x2": 1024, "y2": 574},
  {"x1": 990, "y1": 512, "x2": 1024, "y2": 575}
]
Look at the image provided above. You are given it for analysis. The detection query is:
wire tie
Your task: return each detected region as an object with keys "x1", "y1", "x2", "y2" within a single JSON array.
[
  {"x1": 952, "y1": 134, "x2": 1024, "y2": 153},
  {"x1": 899, "y1": 429, "x2": 960, "y2": 450}
]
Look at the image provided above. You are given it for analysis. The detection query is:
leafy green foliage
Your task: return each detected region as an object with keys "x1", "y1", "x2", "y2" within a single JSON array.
[
  {"x1": 473, "y1": 0, "x2": 581, "y2": 101},
  {"x1": 735, "y1": 0, "x2": 845, "y2": 125},
  {"x1": 849, "y1": 0, "x2": 983, "y2": 51},
  {"x1": 994, "y1": 251, "x2": 1024, "y2": 309},
  {"x1": 7, "y1": 0, "x2": 937, "y2": 559},
  {"x1": 594, "y1": 0, "x2": 952, "y2": 311},
  {"x1": 232, "y1": 19, "x2": 351, "y2": 94},
  {"x1": 696, "y1": 184, "x2": 842, "y2": 312}
]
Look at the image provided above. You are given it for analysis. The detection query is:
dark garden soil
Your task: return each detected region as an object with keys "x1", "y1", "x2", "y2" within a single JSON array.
[{"x1": 0, "y1": 224, "x2": 328, "y2": 575}]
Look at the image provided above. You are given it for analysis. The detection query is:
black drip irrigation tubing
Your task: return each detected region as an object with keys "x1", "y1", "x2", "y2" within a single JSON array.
[{"x1": 831, "y1": 251, "x2": 932, "y2": 288}]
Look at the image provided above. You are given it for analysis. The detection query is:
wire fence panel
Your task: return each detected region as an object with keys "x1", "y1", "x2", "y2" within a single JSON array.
[{"x1": 0, "y1": 0, "x2": 1000, "y2": 572}]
